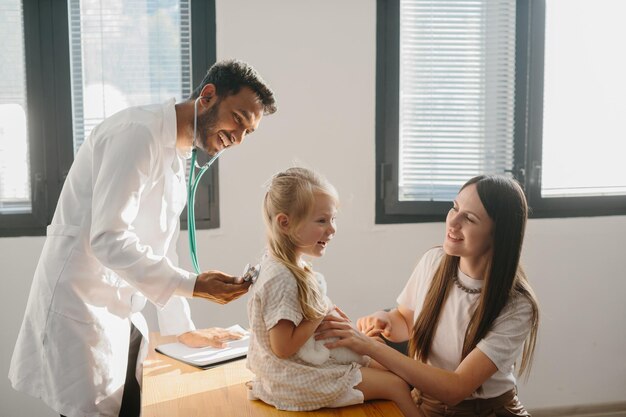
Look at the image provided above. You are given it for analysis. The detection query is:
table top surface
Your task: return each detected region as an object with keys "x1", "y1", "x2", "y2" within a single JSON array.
[{"x1": 142, "y1": 332, "x2": 403, "y2": 417}]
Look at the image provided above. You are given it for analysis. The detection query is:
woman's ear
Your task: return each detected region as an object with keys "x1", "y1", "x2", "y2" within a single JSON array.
[{"x1": 276, "y1": 213, "x2": 290, "y2": 232}]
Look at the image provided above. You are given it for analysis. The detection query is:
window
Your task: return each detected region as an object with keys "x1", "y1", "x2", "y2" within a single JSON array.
[
  {"x1": 0, "y1": 1, "x2": 30, "y2": 216},
  {"x1": 376, "y1": 0, "x2": 626, "y2": 223},
  {"x1": 0, "y1": 0, "x2": 218, "y2": 237},
  {"x1": 68, "y1": 0, "x2": 193, "y2": 153},
  {"x1": 520, "y1": 0, "x2": 626, "y2": 216},
  {"x1": 0, "y1": 0, "x2": 51, "y2": 234}
]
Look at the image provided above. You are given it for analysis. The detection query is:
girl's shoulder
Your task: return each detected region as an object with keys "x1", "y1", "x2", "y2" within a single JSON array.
[
  {"x1": 256, "y1": 256, "x2": 298, "y2": 289},
  {"x1": 260, "y1": 255, "x2": 290, "y2": 274}
]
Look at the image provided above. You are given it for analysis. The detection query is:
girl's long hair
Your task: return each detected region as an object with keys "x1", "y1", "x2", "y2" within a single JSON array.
[
  {"x1": 408, "y1": 175, "x2": 539, "y2": 378},
  {"x1": 263, "y1": 167, "x2": 337, "y2": 320}
]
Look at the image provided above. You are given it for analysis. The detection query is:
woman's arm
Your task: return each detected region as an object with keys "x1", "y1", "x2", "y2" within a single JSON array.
[
  {"x1": 269, "y1": 316, "x2": 324, "y2": 359},
  {"x1": 370, "y1": 340, "x2": 498, "y2": 405},
  {"x1": 318, "y1": 319, "x2": 498, "y2": 406}
]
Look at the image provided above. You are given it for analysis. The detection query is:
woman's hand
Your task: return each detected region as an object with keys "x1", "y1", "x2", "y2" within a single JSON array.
[
  {"x1": 356, "y1": 311, "x2": 393, "y2": 339},
  {"x1": 177, "y1": 327, "x2": 243, "y2": 348},
  {"x1": 315, "y1": 317, "x2": 378, "y2": 356}
]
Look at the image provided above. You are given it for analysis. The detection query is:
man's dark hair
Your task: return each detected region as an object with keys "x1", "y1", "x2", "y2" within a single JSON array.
[{"x1": 191, "y1": 59, "x2": 277, "y2": 115}]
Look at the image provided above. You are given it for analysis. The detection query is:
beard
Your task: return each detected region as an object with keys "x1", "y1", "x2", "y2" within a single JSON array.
[{"x1": 195, "y1": 98, "x2": 221, "y2": 155}]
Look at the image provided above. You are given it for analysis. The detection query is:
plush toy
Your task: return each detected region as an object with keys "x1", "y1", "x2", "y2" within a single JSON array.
[{"x1": 295, "y1": 274, "x2": 367, "y2": 366}]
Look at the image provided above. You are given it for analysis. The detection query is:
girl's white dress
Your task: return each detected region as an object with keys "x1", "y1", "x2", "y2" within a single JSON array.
[{"x1": 246, "y1": 256, "x2": 364, "y2": 411}]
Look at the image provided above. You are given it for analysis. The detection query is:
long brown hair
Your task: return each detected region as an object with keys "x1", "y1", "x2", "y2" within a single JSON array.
[
  {"x1": 408, "y1": 175, "x2": 539, "y2": 378},
  {"x1": 263, "y1": 167, "x2": 337, "y2": 320}
]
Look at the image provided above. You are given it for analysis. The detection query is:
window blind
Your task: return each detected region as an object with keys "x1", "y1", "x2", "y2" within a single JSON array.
[
  {"x1": 0, "y1": 0, "x2": 31, "y2": 214},
  {"x1": 68, "y1": 0, "x2": 192, "y2": 154},
  {"x1": 399, "y1": 0, "x2": 516, "y2": 202}
]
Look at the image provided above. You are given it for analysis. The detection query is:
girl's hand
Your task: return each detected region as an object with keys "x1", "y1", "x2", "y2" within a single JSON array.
[
  {"x1": 315, "y1": 318, "x2": 377, "y2": 356},
  {"x1": 356, "y1": 311, "x2": 393, "y2": 339}
]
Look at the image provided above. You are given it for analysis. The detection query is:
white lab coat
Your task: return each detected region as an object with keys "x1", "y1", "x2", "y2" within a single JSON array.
[{"x1": 9, "y1": 99, "x2": 197, "y2": 417}]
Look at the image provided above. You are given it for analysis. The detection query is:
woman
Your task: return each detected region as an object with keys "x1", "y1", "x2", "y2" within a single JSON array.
[{"x1": 319, "y1": 175, "x2": 539, "y2": 416}]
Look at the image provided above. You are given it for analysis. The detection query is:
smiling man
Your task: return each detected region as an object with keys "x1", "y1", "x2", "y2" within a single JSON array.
[
  {"x1": 9, "y1": 60, "x2": 276, "y2": 417},
  {"x1": 178, "y1": 62, "x2": 273, "y2": 156}
]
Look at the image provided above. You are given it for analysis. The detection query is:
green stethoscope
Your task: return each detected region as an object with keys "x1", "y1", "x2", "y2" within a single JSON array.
[{"x1": 186, "y1": 97, "x2": 260, "y2": 282}]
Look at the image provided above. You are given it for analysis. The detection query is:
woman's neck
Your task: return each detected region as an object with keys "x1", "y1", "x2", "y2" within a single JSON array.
[{"x1": 459, "y1": 256, "x2": 489, "y2": 280}]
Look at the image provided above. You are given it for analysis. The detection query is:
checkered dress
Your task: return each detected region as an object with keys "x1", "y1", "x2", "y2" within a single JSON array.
[{"x1": 246, "y1": 256, "x2": 363, "y2": 411}]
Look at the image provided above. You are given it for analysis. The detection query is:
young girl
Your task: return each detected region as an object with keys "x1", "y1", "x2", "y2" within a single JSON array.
[
  {"x1": 246, "y1": 167, "x2": 420, "y2": 416},
  {"x1": 319, "y1": 175, "x2": 540, "y2": 416}
]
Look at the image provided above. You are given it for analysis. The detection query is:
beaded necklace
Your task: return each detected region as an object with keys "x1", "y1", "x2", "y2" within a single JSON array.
[{"x1": 452, "y1": 275, "x2": 482, "y2": 294}]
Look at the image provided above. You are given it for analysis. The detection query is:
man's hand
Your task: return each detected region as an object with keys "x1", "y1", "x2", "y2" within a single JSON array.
[
  {"x1": 193, "y1": 270, "x2": 251, "y2": 304},
  {"x1": 178, "y1": 327, "x2": 244, "y2": 348}
]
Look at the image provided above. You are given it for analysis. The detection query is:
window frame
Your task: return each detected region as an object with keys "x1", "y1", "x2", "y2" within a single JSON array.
[
  {"x1": 0, "y1": 0, "x2": 218, "y2": 237},
  {"x1": 376, "y1": 0, "x2": 626, "y2": 224},
  {"x1": 181, "y1": 0, "x2": 219, "y2": 231}
]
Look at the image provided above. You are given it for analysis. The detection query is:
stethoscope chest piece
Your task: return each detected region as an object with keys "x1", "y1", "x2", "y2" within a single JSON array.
[{"x1": 241, "y1": 263, "x2": 261, "y2": 283}]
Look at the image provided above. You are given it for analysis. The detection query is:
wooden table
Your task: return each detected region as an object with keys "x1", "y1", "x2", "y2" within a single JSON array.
[{"x1": 142, "y1": 333, "x2": 403, "y2": 417}]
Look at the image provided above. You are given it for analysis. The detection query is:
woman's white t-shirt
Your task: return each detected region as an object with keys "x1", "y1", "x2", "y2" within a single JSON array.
[{"x1": 397, "y1": 247, "x2": 533, "y2": 399}]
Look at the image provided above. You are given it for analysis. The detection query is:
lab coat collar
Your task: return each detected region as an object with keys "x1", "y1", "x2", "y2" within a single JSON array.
[{"x1": 162, "y1": 98, "x2": 178, "y2": 151}]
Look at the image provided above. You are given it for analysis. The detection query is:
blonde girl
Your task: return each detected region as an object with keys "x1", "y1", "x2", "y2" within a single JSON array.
[{"x1": 246, "y1": 167, "x2": 421, "y2": 416}]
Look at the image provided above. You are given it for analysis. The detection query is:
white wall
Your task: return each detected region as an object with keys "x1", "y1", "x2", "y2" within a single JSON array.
[{"x1": 2, "y1": 1, "x2": 625, "y2": 416}]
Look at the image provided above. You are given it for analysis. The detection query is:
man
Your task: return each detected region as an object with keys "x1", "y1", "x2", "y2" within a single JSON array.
[{"x1": 9, "y1": 59, "x2": 277, "y2": 417}]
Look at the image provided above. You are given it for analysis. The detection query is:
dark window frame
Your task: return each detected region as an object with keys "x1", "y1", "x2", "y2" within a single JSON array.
[
  {"x1": 181, "y1": 0, "x2": 219, "y2": 231},
  {"x1": 376, "y1": 0, "x2": 626, "y2": 224},
  {"x1": 0, "y1": 0, "x2": 218, "y2": 237}
]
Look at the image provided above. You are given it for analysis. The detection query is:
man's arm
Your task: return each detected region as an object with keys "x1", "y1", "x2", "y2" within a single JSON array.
[{"x1": 173, "y1": 270, "x2": 251, "y2": 348}]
